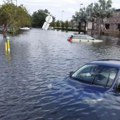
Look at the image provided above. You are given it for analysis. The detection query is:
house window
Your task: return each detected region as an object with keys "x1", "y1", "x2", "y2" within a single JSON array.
[{"x1": 105, "y1": 24, "x2": 110, "y2": 29}]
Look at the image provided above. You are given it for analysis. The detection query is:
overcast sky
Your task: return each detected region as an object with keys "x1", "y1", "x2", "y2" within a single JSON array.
[{"x1": 0, "y1": 0, "x2": 120, "y2": 21}]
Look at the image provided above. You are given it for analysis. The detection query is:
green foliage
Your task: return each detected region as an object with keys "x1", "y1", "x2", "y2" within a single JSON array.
[
  {"x1": 61, "y1": 21, "x2": 64, "y2": 30},
  {"x1": 92, "y1": 0, "x2": 113, "y2": 19},
  {"x1": 17, "y1": 5, "x2": 31, "y2": 27},
  {"x1": 0, "y1": 3, "x2": 16, "y2": 25},
  {"x1": 32, "y1": 9, "x2": 49, "y2": 28},
  {"x1": 72, "y1": 0, "x2": 114, "y2": 34},
  {"x1": 72, "y1": 0, "x2": 113, "y2": 22},
  {"x1": 50, "y1": 17, "x2": 55, "y2": 27},
  {"x1": 87, "y1": 0, "x2": 113, "y2": 21},
  {"x1": 72, "y1": 7, "x2": 88, "y2": 24},
  {"x1": 87, "y1": 0, "x2": 114, "y2": 34},
  {"x1": 72, "y1": 7, "x2": 88, "y2": 33},
  {"x1": 56, "y1": 20, "x2": 60, "y2": 28},
  {"x1": 64, "y1": 20, "x2": 69, "y2": 29},
  {"x1": 0, "y1": 2, "x2": 31, "y2": 34}
]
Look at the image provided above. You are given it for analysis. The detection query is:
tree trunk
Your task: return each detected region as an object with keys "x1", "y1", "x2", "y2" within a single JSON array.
[
  {"x1": 91, "y1": 18, "x2": 94, "y2": 36},
  {"x1": 84, "y1": 21, "x2": 87, "y2": 34},
  {"x1": 3, "y1": 24, "x2": 7, "y2": 39},
  {"x1": 78, "y1": 22, "x2": 81, "y2": 34}
]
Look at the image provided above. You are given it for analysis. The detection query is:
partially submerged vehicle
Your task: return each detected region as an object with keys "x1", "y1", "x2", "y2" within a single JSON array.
[
  {"x1": 68, "y1": 34, "x2": 103, "y2": 43},
  {"x1": 66, "y1": 59, "x2": 120, "y2": 120}
]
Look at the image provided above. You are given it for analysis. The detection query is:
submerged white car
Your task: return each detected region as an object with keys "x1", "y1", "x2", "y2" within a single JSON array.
[{"x1": 68, "y1": 34, "x2": 103, "y2": 43}]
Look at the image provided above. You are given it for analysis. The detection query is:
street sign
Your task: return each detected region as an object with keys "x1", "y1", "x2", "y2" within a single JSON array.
[
  {"x1": 42, "y1": 15, "x2": 53, "y2": 30},
  {"x1": 42, "y1": 22, "x2": 50, "y2": 30},
  {"x1": 46, "y1": 15, "x2": 53, "y2": 23}
]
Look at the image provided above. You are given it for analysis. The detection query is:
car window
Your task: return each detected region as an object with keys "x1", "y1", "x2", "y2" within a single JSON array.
[
  {"x1": 73, "y1": 35, "x2": 87, "y2": 39},
  {"x1": 72, "y1": 64, "x2": 98, "y2": 83},
  {"x1": 72, "y1": 64, "x2": 118, "y2": 87},
  {"x1": 93, "y1": 68, "x2": 109, "y2": 86},
  {"x1": 86, "y1": 36, "x2": 94, "y2": 40},
  {"x1": 108, "y1": 68, "x2": 118, "y2": 87}
]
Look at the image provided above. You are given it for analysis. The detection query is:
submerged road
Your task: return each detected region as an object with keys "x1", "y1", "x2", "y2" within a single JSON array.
[{"x1": 0, "y1": 29, "x2": 120, "y2": 120}]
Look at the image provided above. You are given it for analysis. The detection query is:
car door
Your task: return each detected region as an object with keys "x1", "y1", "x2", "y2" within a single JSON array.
[
  {"x1": 81, "y1": 35, "x2": 88, "y2": 42},
  {"x1": 95, "y1": 69, "x2": 120, "y2": 120}
]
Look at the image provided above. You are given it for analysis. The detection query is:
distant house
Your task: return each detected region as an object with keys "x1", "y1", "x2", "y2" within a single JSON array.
[
  {"x1": 72, "y1": 9, "x2": 120, "y2": 35},
  {"x1": 103, "y1": 9, "x2": 120, "y2": 36}
]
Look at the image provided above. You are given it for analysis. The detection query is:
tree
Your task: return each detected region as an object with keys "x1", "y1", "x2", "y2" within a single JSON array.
[
  {"x1": 61, "y1": 21, "x2": 64, "y2": 30},
  {"x1": 72, "y1": 0, "x2": 114, "y2": 35},
  {"x1": 72, "y1": 8, "x2": 88, "y2": 34},
  {"x1": 64, "y1": 20, "x2": 69, "y2": 30},
  {"x1": 86, "y1": 0, "x2": 114, "y2": 35},
  {"x1": 86, "y1": 3, "x2": 96, "y2": 35},
  {"x1": 94, "y1": 0, "x2": 114, "y2": 34},
  {"x1": 50, "y1": 16, "x2": 55, "y2": 28},
  {"x1": 17, "y1": 5, "x2": 31, "y2": 28},
  {"x1": 56, "y1": 20, "x2": 60, "y2": 28},
  {"x1": 0, "y1": 1, "x2": 31, "y2": 34},
  {"x1": 32, "y1": 9, "x2": 49, "y2": 28}
]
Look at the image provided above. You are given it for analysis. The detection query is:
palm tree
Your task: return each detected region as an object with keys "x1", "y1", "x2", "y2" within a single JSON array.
[
  {"x1": 86, "y1": 3, "x2": 95, "y2": 35},
  {"x1": 98, "y1": 0, "x2": 114, "y2": 34},
  {"x1": 72, "y1": 0, "x2": 114, "y2": 35},
  {"x1": 72, "y1": 7, "x2": 88, "y2": 34},
  {"x1": 90, "y1": 0, "x2": 114, "y2": 35}
]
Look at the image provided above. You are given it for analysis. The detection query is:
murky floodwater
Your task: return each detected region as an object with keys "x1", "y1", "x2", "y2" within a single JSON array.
[{"x1": 0, "y1": 29, "x2": 120, "y2": 120}]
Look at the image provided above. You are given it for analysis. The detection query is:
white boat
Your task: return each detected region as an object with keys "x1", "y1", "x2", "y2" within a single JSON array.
[
  {"x1": 20, "y1": 27, "x2": 30, "y2": 30},
  {"x1": 68, "y1": 34, "x2": 103, "y2": 43}
]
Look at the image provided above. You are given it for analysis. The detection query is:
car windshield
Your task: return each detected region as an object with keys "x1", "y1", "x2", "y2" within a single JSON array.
[
  {"x1": 71, "y1": 64, "x2": 118, "y2": 87},
  {"x1": 73, "y1": 35, "x2": 94, "y2": 40},
  {"x1": 86, "y1": 36, "x2": 94, "y2": 40},
  {"x1": 72, "y1": 35, "x2": 84, "y2": 39}
]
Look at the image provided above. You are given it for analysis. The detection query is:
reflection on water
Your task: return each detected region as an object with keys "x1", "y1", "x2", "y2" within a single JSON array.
[
  {"x1": 5, "y1": 52, "x2": 11, "y2": 64},
  {"x1": 0, "y1": 29, "x2": 120, "y2": 120}
]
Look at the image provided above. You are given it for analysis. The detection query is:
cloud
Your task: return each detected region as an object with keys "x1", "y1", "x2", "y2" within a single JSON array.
[{"x1": 0, "y1": 0, "x2": 120, "y2": 21}]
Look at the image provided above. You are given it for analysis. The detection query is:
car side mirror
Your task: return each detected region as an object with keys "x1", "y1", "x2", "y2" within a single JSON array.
[{"x1": 69, "y1": 71, "x2": 74, "y2": 78}]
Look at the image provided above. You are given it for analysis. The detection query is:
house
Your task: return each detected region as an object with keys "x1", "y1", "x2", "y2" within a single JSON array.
[{"x1": 103, "y1": 9, "x2": 120, "y2": 36}]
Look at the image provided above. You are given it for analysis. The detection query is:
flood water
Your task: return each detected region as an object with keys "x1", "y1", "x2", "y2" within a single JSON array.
[{"x1": 0, "y1": 29, "x2": 120, "y2": 120}]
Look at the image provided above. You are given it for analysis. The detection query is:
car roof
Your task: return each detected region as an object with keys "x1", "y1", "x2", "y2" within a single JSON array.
[
  {"x1": 72, "y1": 34, "x2": 93, "y2": 38},
  {"x1": 89, "y1": 59, "x2": 120, "y2": 68},
  {"x1": 72, "y1": 34, "x2": 89, "y2": 37}
]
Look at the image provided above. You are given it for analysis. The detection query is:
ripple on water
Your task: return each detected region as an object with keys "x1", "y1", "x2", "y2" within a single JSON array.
[{"x1": 0, "y1": 29, "x2": 120, "y2": 120}]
